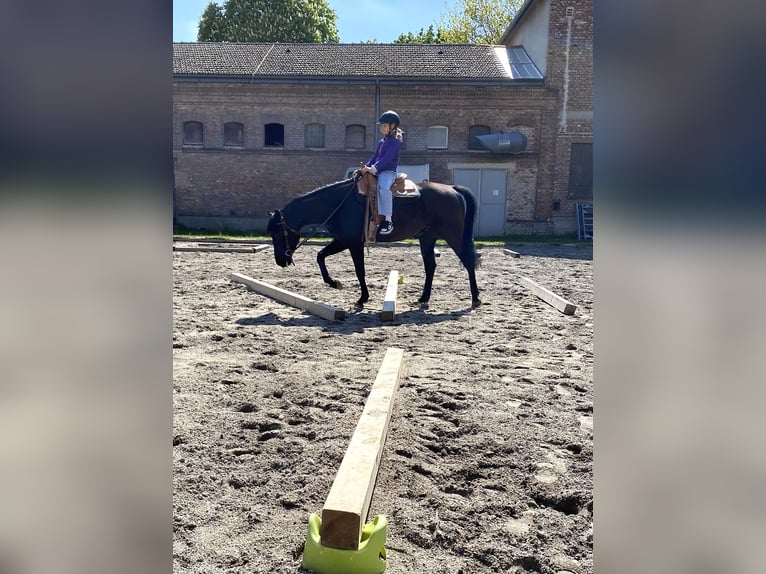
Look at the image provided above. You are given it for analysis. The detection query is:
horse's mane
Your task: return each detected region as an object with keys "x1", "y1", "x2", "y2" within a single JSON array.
[{"x1": 299, "y1": 177, "x2": 356, "y2": 198}]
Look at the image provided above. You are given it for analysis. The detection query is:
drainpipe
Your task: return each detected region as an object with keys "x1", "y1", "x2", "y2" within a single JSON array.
[
  {"x1": 559, "y1": 7, "x2": 574, "y2": 133},
  {"x1": 375, "y1": 79, "x2": 380, "y2": 125}
]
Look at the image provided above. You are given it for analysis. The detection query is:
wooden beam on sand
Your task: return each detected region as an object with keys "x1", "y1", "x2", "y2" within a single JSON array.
[
  {"x1": 229, "y1": 272, "x2": 345, "y2": 321},
  {"x1": 381, "y1": 270, "x2": 399, "y2": 322},
  {"x1": 174, "y1": 245, "x2": 270, "y2": 254},
  {"x1": 321, "y1": 347, "x2": 404, "y2": 550},
  {"x1": 503, "y1": 248, "x2": 521, "y2": 258},
  {"x1": 519, "y1": 276, "x2": 577, "y2": 315}
]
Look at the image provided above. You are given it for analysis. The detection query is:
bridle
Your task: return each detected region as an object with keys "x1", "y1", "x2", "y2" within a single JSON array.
[
  {"x1": 274, "y1": 213, "x2": 301, "y2": 259},
  {"x1": 274, "y1": 179, "x2": 358, "y2": 257}
]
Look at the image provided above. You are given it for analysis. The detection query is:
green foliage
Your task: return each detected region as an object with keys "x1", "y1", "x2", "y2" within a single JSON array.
[
  {"x1": 394, "y1": 25, "x2": 447, "y2": 44},
  {"x1": 197, "y1": 3, "x2": 226, "y2": 41},
  {"x1": 439, "y1": 0, "x2": 522, "y2": 44},
  {"x1": 197, "y1": 0, "x2": 339, "y2": 43}
]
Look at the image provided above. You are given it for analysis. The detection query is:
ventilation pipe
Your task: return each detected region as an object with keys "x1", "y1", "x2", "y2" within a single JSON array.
[{"x1": 476, "y1": 131, "x2": 528, "y2": 154}]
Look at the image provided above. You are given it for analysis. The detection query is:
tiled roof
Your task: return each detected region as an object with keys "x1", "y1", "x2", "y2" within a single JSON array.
[{"x1": 173, "y1": 42, "x2": 543, "y2": 81}]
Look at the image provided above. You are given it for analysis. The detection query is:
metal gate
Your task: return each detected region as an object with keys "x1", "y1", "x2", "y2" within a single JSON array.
[{"x1": 453, "y1": 168, "x2": 507, "y2": 237}]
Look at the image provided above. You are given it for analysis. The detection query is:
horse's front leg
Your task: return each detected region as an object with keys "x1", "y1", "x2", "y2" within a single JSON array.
[
  {"x1": 317, "y1": 239, "x2": 348, "y2": 289},
  {"x1": 348, "y1": 243, "x2": 369, "y2": 307}
]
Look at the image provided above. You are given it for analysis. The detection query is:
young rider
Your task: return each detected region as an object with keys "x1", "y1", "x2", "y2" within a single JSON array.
[{"x1": 360, "y1": 110, "x2": 403, "y2": 235}]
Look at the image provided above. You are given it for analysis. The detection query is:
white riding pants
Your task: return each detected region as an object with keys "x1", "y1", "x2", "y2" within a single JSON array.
[{"x1": 376, "y1": 170, "x2": 395, "y2": 219}]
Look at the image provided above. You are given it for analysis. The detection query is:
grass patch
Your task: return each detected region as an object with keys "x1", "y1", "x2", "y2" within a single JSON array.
[
  {"x1": 493, "y1": 234, "x2": 591, "y2": 245},
  {"x1": 173, "y1": 226, "x2": 590, "y2": 246}
]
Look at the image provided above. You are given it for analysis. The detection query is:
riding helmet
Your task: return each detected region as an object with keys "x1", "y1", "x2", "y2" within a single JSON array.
[{"x1": 376, "y1": 110, "x2": 400, "y2": 125}]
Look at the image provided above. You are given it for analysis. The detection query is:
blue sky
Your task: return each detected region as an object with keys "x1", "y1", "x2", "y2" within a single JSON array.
[{"x1": 173, "y1": 0, "x2": 452, "y2": 43}]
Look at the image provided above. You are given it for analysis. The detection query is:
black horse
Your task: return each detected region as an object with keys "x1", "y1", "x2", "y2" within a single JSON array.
[{"x1": 266, "y1": 176, "x2": 481, "y2": 308}]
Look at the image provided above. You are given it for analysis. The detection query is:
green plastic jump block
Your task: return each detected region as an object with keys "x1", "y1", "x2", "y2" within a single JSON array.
[{"x1": 302, "y1": 513, "x2": 387, "y2": 574}]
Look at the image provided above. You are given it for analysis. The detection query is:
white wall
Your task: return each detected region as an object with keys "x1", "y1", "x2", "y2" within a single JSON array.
[{"x1": 505, "y1": 0, "x2": 551, "y2": 75}]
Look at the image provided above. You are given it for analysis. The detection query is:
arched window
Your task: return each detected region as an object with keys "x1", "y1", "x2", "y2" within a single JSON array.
[
  {"x1": 183, "y1": 121, "x2": 203, "y2": 146},
  {"x1": 468, "y1": 125, "x2": 490, "y2": 150},
  {"x1": 264, "y1": 123, "x2": 284, "y2": 147},
  {"x1": 224, "y1": 122, "x2": 244, "y2": 147},
  {"x1": 345, "y1": 124, "x2": 366, "y2": 149},
  {"x1": 304, "y1": 123, "x2": 325, "y2": 148},
  {"x1": 426, "y1": 125, "x2": 449, "y2": 149}
]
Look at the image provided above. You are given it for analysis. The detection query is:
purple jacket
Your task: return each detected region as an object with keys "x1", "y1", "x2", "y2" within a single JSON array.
[{"x1": 366, "y1": 134, "x2": 401, "y2": 174}]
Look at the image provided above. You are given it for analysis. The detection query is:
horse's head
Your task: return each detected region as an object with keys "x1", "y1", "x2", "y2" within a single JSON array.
[{"x1": 266, "y1": 209, "x2": 299, "y2": 267}]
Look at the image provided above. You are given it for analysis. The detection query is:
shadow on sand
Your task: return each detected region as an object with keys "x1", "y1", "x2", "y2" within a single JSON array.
[{"x1": 235, "y1": 303, "x2": 476, "y2": 333}]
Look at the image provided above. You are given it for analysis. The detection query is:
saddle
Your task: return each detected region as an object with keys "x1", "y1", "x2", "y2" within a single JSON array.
[
  {"x1": 356, "y1": 171, "x2": 420, "y2": 244},
  {"x1": 390, "y1": 173, "x2": 421, "y2": 197},
  {"x1": 357, "y1": 171, "x2": 421, "y2": 198}
]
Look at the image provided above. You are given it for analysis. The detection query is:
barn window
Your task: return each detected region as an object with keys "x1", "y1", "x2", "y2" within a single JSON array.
[
  {"x1": 183, "y1": 121, "x2": 203, "y2": 146},
  {"x1": 223, "y1": 122, "x2": 244, "y2": 147},
  {"x1": 568, "y1": 143, "x2": 593, "y2": 199},
  {"x1": 345, "y1": 124, "x2": 366, "y2": 149},
  {"x1": 304, "y1": 123, "x2": 325, "y2": 148},
  {"x1": 468, "y1": 125, "x2": 490, "y2": 150},
  {"x1": 264, "y1": 123, "x2": 284, "y2": 147},
  {"x1": 427, "y1": 125, "x2": 449, "y2": 149}
]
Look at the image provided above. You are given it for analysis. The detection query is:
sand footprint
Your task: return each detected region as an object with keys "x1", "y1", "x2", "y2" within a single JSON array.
[{"x1": 534, "y1": 451, "x2": 568, "y2": 484}]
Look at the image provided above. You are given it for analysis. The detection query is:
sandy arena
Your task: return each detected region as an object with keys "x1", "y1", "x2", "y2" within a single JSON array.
[{"x1": 173, "y1": 240, "x2": 593, "y2": 574}]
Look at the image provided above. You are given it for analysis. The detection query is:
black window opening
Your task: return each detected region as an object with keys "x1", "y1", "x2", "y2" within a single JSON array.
[
  {"x1": 468, "y1": 125, "x2": 491, "y2": 150},
  {"x1": 568, "y1": 143, "x2": 593, "y2": 199},
  {"x1": 345, "y1": 124, "x2": 366, "y2": 150},
  {"x1": 265, "y1": 123, "x2": 284, "y2": 147},
  {"x1": 224, "y1": 122, "x2": 244, "y2": 147},
  {"x1": 304, "y1": 123, "x2": 325, "y2": 148},
  {"x1": 183, "y1": 121, "x2": 203, "y2": 146}
]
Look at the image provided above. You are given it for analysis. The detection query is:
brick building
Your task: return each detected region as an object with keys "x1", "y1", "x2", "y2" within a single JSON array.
[{"x1": 172, "y1": 0, "x2": 592, "y2": 236}]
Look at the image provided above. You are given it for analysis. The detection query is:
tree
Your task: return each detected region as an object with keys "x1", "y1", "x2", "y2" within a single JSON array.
[
  {"x1": 197, "y1": 0, "x2": 339, "y2": 43},
  {"x1": 439, "y1": 0, "x2": 523, "y2": 44},
  {"x1": 394, "y1": 25, "x2": 447, "y2": 45},
  {"x1": 197, "y1": 3, "x2": 226, "y2": 42}
]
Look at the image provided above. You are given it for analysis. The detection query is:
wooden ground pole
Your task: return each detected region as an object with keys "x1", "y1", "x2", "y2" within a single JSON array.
[
  {"x1": 381, "y1": 270, "x2": 399, "y2": 322},
  {"x1": 320, "y1": 347, "x2": 404, "y2": 549},
  {"x1": 174, "y1": 244, "x2": 270, "y2": 254},
  {"x1": 229, "y1": 272, "x2": 345, "y2": 321},
  {"x1": 519, "y1": 276, "x2": 577, "y2": 315}
]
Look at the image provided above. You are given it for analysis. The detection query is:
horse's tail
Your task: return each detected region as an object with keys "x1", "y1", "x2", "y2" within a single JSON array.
[{"x1": 453, "y1": 185, "x2": 480, "y2": 269}]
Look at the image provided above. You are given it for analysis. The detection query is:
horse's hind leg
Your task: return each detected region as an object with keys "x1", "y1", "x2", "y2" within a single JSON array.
[
  {"x1": 443, "y1": 234, "x2": 481, "y2": 308},
  {"x1": 466, "y1": 266, "x2": 481, "y2": 307},
  {"x1": 317, "y1": 239, "x2": 348, "y2": 289},
  {"x1": 418, "y1": 236, "x2": 438, "y2": 305}
]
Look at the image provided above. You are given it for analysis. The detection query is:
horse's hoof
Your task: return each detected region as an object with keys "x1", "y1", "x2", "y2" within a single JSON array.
[
  {"x1": 417, "y1": 299, "x2": 429, "y2": 309},
  {"x1": 472, "y1": 298, "x2": 482, "y2": 308},
  {"x1": 331, "y1": 280, "x2": 343, "y2": 289}
]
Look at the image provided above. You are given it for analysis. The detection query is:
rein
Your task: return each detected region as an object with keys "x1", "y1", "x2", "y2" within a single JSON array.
[{"x1": 278, "y1": 180, "x2": 357, "y2": 256}]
